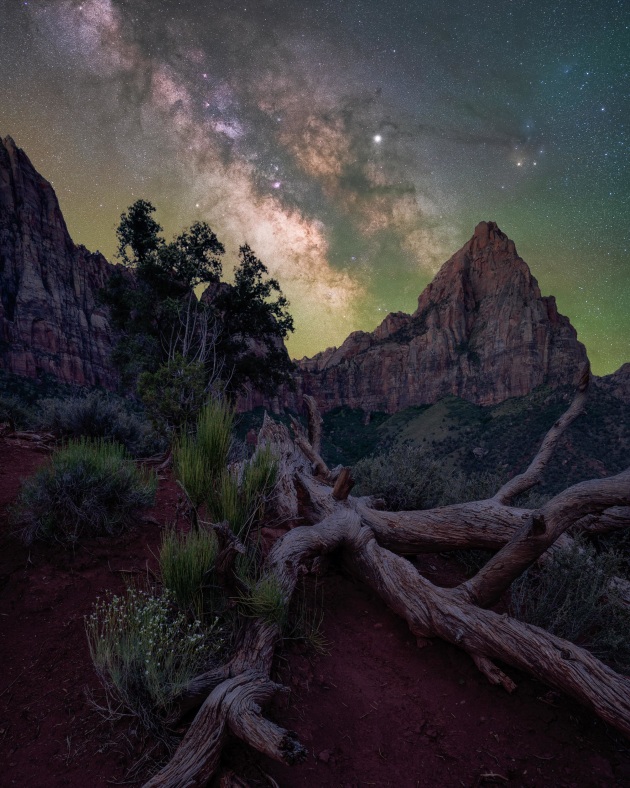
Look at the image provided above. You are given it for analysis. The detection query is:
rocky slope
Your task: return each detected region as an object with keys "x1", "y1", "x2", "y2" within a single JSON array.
[
  {"x1": 292, "y1": 221, "x2": 588, "y2": 413},
  {"x1": 597, "y1": 363, "x2": 630, "y2": 404},
  {"x1": 0, "y1": 136, "x2": 118, "y2": 388}
]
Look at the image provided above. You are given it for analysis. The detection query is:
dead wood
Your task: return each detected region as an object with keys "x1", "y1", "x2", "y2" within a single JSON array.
[
  {"x1": 303, "y1": 394, "x2": 322, "y2": 455},
  {"x1": 332, "y1": 467, "x2": 354, "y2": 501},
  {"x1": 144, "y1": 373, "x2": 630, "y2": 786},
  {"x1": 289, "y1": 415, "x2": 331, "y2": 480},
  {"x1": 493, "y1": 362, "x2": 590, "y2": 505}
]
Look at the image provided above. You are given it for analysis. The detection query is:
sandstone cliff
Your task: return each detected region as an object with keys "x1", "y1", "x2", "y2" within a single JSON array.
[
  {"x1": 0, "y1": 136, "x2": 118, "y2": 388},
  {"x1": 291, "y1": 221, "x2": 588, "y2": 413}
]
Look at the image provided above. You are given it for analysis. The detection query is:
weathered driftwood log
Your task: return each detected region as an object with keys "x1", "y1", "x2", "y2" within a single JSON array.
[{"x1": 144, "y1": 367, "x2": 630, "y2": 786}]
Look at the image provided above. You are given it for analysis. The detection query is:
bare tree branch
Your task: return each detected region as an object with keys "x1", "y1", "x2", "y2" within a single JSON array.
[{"x1": 493, "y1": 363, "x2": 590, "y2": 505}]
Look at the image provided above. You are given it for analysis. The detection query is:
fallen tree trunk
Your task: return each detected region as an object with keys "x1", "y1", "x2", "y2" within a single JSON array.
[{"x1": 143, "y1": 366, "x2": 630, "y2": 786}]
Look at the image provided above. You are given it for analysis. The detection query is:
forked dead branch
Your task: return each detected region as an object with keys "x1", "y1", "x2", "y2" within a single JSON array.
[{"x1": 145, "y1": 363, "x2": 630, "y2": 787}]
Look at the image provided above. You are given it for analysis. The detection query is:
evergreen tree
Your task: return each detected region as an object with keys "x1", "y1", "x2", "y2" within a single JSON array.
[{"x1": 101, "y1": 200, "x2": 295, "y2": 403}]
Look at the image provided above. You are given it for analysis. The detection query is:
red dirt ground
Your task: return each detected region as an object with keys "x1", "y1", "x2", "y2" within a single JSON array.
[{"x1": 1, "y1": 437, "x2": 629, "y2": 787}]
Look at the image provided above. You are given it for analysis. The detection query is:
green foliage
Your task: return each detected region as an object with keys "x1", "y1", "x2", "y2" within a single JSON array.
[
  {"x1": 321, "y1": 407, "x2": 390, "y2": 466},
  {"x1": 195, "y1": 397, "x2": 235, "y2": 479},
  {"x1": 158, "y1": 527, "x2": 221, "y2": 622},
  {"x1": 116, "y1": 199, "x2": 164, "y2": 270},
  {"x1": 137, "y1": 355, "x2": 207, "y2": 434},
  {"x1": 236, "y1": 573, "x2": 287, "y2": 627},
  {"x1": 173, "y1": 399, "x2": 276, "y2": 536},
  {"x1": 215, "y1": 244, "x2": 295, "y2": 396},
  {"x1": 0, "y1": 395, "x2": 33, "y2": 430},
  {"x1": 174, "y1": 398, "x2": 234, "y2": 511},
  {"x1": 15, "y1": 438, "x2": 156, "y2": 545},
  {"x1": 208, "y1": 445, "x2": 278, "y2": 537},
  {"x1": 36, "y1": 391, "x2": 164, "y2": 457},
  {"x1": 321, "y1": 384, "x2": 630, "y2": 500},
  {"x1": 102, "y1": 200, "x2": 294, "y2": 397},
  {"x1": 510, "y1": 538, "x2": 630, "y2": 673},
  {"x1": 86, "y1": 588, "x2": 224, "y2": 734},
  {"x1": 353, "y1": 443, "x2": 501, "y2": 511}
]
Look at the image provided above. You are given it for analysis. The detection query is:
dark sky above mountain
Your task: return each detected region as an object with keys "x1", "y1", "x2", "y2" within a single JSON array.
[{"x1": 1, "y1": 0, "x2": 628, "y2": 372}]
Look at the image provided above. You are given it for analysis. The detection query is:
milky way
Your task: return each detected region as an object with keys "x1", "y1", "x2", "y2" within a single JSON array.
[{"x1": 1, "y1": 0, "x2": 628, "y2": 371}]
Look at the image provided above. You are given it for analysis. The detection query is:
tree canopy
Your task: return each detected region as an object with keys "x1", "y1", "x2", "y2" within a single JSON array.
[{"x1": 101, "y1": 199, "x2": 295, "y2": 406}]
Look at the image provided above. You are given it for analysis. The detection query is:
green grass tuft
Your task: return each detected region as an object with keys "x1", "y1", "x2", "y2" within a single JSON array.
[{"x1": 159, "y1": 527, "x2": 221, "y2": 621}]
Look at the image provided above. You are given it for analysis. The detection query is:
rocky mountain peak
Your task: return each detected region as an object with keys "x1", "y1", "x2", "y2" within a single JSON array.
[
  {"x1": 0, "y1": 135, "x2": 118, "y2": 387},
  {"x1": 290, "y1": 222, "x2": 588, "y2": 413}
]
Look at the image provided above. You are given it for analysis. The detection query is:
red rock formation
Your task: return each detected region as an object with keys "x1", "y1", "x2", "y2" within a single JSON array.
[
  {"x1": 0, "y1": 136, "x2": 118, "y2": 388},
  {"x1": 597, "y1": 363, "x2": 630, "y2": 403},
  {"x1": 292, "y1": 221, "x2": 588, "y2": 413}
]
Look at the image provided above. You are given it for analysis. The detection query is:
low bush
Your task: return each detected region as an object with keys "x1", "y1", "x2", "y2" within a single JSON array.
[
  {"x1": 86, "y1": 588, "x2": 224, "y2": 735},
  {"x1": 0, "y1": 395, "x2": 34, "y2": 430},
  {"x1": 158, "y1": 527, "x2": 222, "y2": 621},
  {"x1": 15, "y1": 438, "x2": 156, "y2": 545},
  {"x1": 510, "y1": 538, "x2": 630, "y2": 673},
  {"x1": 36, "y1": 391, "x2": 164, "y2": 457},
  {"x1": 353, "y1": 443, "x2": 502, "y2": 511},
  {"x1": 137, "y1": 354, "x2": 208, "y2": 434}
]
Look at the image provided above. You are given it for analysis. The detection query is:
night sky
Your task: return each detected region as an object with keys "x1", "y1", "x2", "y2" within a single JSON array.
[{"x1": 1, "y1": 1, "x2": 628, "y2": 373}]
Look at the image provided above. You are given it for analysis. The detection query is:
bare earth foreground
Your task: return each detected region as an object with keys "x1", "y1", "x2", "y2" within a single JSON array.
[{"x1": 1, "y1": 437, "x2": 629, "y2": 787}]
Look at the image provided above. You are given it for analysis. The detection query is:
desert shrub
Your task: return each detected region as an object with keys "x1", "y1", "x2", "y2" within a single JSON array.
[
  {"x1": 353, "y1": 443, "x2": 502, "y2": 511},
  {"x1": 86, "y1": 588, "x2": 224, "y2": 734},
  {"x1": 353, "y1": 444, "x2": 448, "y2": 510},
  {"x1": 286, "y1": 575, "x2": 329, "y2": 653},
  {"x1": 510, "y1": 538, "x2": 630, "y2": 673},
  {"x1": 158, "y1": 527, "x2": 222, "y2": 621},
  {"x1": 36, "y1": 391, "x2": 164, "y2": 457},
  {"x1": 0, "y1": 395, "x2": 33, "y2": 429},
  {"x1": 137, "y1": 354, "x2": 208, "y2": 434},
  {"x1": 15, "y1": 438, "x2": 156, "y2": 545}
]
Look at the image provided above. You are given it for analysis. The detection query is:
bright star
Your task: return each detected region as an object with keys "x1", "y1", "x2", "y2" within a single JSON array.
[{"x1": 373, "y1": 134, "x2": 382, "y2": 143}]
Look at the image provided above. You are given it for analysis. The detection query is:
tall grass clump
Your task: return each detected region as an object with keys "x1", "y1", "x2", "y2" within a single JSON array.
[
  {"x1": 159, "y1": 527, "x2": 221, "y2": 621},
  {"x1": 193, "y1": 397, "x2": 234, "y2": 480},
  {"x1": 209, "y1": 445, "x2": 278, "y2": 537},
  {"x1": 86, "y1": 587, "x2": 224, "y2": 736},
  {"x1": 37, "y1": 391, "x2": 164, "y2": 457},
  {"x1": 174, "y1": 398, "x2": 277, "y2": 536},
  {"x1": 174, "y1": 398, "x2": 234, "y2": 525},
  {"x1": 15, "y1": 438, "x2": 156, "y2": 545},
  {"x1": 236, "y1": 572, "x2": 287, "y2": 627},
  {"x1": 510, "y1": 538, "x2": 630, "y2": 673}
]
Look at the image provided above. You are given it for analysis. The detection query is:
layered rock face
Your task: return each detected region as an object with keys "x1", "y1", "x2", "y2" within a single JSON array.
[
  {"x1": 293, "y1": 221, "x2": 588, "y2": 413},
  {"x1": 0, "y1": 136, "x2": 118, "y2": 388}
]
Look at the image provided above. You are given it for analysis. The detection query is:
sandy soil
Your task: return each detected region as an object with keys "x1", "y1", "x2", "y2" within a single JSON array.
[{"x1": 1, "y1": 437, "x2": 629, "y2": 787}]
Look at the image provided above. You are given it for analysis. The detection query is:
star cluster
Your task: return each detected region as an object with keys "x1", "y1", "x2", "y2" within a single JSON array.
[{"x1": 0, "y1": 0, "x2": 628, "y2": 371}]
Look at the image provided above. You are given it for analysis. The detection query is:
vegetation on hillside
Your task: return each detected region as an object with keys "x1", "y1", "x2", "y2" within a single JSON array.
[{"x1": 101, "y1": 200, "x2": 295, "y2": 407}]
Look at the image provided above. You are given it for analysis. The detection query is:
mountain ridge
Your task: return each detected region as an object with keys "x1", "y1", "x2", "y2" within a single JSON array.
[
  {"x1": 1, "y1": 136, "x2": 627, "y2": 415},
  {"x1": 282, "y1": 220, "x2": 589, "y2": 413}
]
